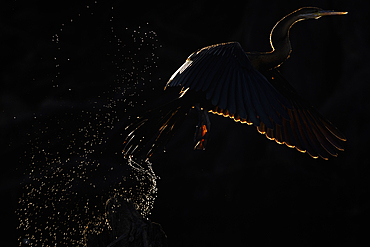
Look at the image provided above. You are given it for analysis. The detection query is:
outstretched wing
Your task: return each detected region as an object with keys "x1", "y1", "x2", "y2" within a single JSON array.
[
  {"x1": 261, "y1": 69, "x2": 346, "y2": 159},
  {"x1": 165, "y1": 42, "x2": 346, "y2": 159}
]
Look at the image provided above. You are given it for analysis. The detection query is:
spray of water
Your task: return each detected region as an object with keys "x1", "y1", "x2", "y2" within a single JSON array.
[{"x1": 16, "y1": 1, "x2": 161, "y2": 246}]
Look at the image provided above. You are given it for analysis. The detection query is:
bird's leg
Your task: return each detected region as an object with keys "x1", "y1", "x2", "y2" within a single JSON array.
[{"x1": 194, "y1": 104, "x2": 211, "y2": 150}]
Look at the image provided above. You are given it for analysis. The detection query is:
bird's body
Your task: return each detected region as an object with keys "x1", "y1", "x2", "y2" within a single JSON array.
[{"x1": 123, "y1": 7, "x2": 347, "y2": 160}]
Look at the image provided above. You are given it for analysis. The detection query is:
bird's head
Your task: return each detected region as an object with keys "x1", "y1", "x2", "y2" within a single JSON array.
[
  {"x1": 294, "y1": 7, "x2": 348, "y2": 21},
  {"x1": 267, "y1": 6, "x2": 347, "y2": 69}
]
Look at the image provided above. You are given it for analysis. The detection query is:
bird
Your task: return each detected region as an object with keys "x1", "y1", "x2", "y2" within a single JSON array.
[{"x1": 122, "y1": 7, "x2": 347, "y2": 160}]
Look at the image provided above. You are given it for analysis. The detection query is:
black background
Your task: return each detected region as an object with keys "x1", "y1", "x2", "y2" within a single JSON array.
[{"x1": 1, "y1": 0, "x2": 370, "y2": 246}]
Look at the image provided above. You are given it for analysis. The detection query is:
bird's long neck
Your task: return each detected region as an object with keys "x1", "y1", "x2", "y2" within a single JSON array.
[{"x1": 250, "y1": 11, "x2": 303, "y2": 71}]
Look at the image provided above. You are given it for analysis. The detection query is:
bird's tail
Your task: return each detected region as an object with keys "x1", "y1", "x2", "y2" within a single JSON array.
[{"x1": 122, "y1": 99, "x2": 189, "y2": 160}]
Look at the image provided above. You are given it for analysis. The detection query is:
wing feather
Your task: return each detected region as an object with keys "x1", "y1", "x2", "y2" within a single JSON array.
[
  {"x1": 175, "y1": 51, "x2": 209, "y2": 88},
  {"x1": 195, "y1": 53, "x2": 225, "y2": 92},
  {"x1": 259, "y1": 77, "x2": 291, "y2": 120},
  {"x1": 297, "y1": 108, "x2": 329, "y2": 159},
  {"x1": 292, "y1": 109, "x2": 318, "y2": 157},
  {"x1": 235, "y1": 70, "x2": 247, "y2": 119},
  {"x1": 218, "y1": 65, "x2": 233, "y2": 110},
  {"x1": 227, "y1": 65, "x2": 237, "y2": 115},
  {"x1": 183, "y1": 52, "x2": 215, "y2": 89},
  {"x1": 251, "y1": 71, "x2": 283, "y2": 126},
  {"x1": 206, "y1": 54, "x2": 233, "y2": 101},
  {"x1": 240, "y1": 70, "x2": 260, "y2": 126},
  {"x1": 246, "y1": 72, "x2": 274, "y2": 129}
]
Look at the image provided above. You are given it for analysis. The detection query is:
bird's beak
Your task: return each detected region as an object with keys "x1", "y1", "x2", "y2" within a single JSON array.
[
  {"x1": 301, "y1": 9, "x2": 348, "y2": 20},
  {"x1": 317, "y1": 10, "x2": 348, "y2": 17}
]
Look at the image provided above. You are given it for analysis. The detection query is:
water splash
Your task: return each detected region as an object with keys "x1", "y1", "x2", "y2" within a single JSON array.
[
  {"x1": 17, "y1": 155, "x2": 158, "y2": 246},
  {"x1": 16, "y1": 1, "x2": 161, "y2": 246}
]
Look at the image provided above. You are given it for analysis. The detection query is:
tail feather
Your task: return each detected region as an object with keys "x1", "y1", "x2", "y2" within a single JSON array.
[{"x1": 123, "y1": 101, "x2": 188, "y2": 159}]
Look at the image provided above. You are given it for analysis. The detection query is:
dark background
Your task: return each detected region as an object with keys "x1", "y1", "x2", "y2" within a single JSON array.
[{"x1": 1, "y1": 0, "x2": 369, "y2": 246}]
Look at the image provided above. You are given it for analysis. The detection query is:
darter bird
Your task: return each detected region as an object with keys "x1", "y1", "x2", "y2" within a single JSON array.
[{"x1": 122, "y1": 7, "x2": 347, "y2": 160}]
